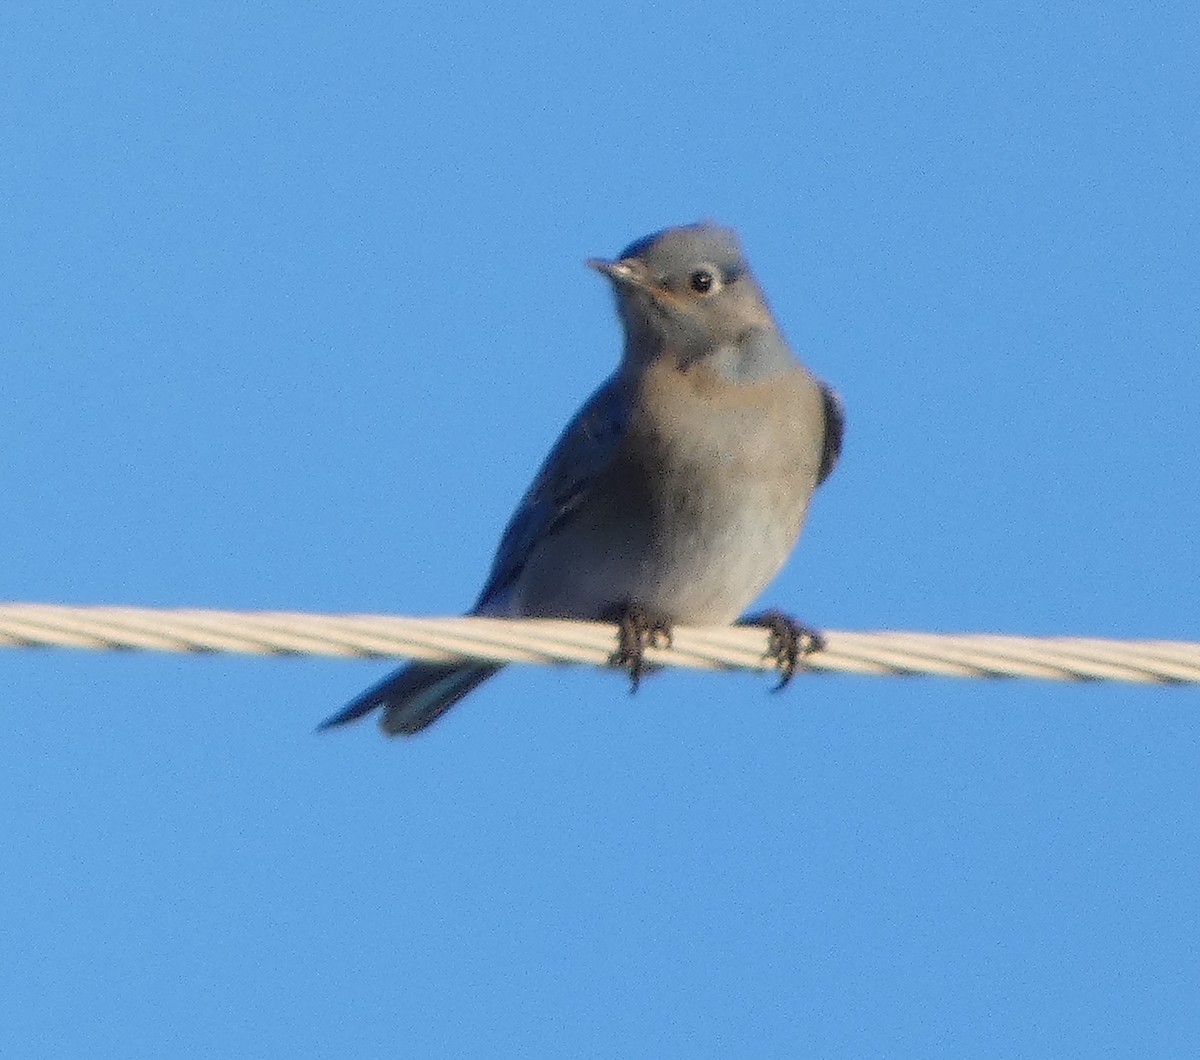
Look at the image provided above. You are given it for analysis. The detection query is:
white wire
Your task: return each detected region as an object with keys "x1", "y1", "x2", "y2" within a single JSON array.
[{"x1": 1, "y1": 603, "x2": 1198, "y2": 685}]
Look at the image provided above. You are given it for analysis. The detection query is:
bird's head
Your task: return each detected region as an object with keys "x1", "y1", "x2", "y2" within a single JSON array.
[{"x1": 588, "y1": 222, "x2": 777, "y2": 366}]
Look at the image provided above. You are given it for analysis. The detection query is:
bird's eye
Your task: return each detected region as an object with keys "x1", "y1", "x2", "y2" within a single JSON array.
[{"x1": 689, "y1": 269, "x2": 716, "y2": 294}]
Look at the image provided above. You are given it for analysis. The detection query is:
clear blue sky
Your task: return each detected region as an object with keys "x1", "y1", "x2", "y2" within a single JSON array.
[{"x1": 3, "y1": 4, "x2": 1198, "y2": 1057}]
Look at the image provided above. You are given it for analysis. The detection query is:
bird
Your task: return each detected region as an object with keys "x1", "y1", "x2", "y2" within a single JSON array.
[{"x1": 320, "y1": 221, "x2": 843, "y2": 736}]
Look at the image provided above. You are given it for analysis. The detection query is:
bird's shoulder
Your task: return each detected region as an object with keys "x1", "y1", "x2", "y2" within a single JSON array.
[{"x1": 817, "y1": 383, "x2": 844, "y2": 486}]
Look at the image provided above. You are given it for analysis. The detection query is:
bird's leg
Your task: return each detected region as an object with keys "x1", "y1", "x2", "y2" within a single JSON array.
[
  {"x1": 738, "y1": 609, "x2": 825, "y2": 691},
  {"x1": 607, "y1": 603, "x2": 673, "y2": 693}
]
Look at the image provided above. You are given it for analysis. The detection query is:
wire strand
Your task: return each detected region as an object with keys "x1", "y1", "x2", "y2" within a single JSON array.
[{"x1": 1, "y1": 603, "x2": 1198, "y2": 685}]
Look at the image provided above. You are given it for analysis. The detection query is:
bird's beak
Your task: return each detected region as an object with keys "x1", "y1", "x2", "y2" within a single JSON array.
[{"x1": 587, "y1": 257, "x2": 649, "y2": 289}]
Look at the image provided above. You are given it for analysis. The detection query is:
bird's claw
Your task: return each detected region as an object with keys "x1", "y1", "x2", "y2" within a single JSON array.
[
  {"x1": 739, "y1": 610, "x2": 825, "y2": 690},
  {"x1": 609, "y1": 604, "x2": 673, "y2": 692}
]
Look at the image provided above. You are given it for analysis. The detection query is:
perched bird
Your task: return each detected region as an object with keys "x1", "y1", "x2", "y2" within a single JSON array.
[{"x1": 321, "y1": 222, "x2": 843, "y2": 736}]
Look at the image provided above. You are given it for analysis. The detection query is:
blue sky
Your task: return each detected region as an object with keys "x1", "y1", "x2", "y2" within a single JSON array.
[{"x1": 3, "y1": 3, "x2": 1198, "y2": 1057}]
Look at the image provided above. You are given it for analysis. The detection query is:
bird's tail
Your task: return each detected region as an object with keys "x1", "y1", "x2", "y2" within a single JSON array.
[{"x1": 318, "y1": 662, "x2": 503, "y2": 736}]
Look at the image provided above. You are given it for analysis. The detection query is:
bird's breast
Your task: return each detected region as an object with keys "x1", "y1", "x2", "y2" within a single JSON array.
[
  {"x1": 607, "y1": 360, "x2": 826, "y2": 622},
  {"x1": 509, "y1": 360, "x2": 828, "y2": 625}
]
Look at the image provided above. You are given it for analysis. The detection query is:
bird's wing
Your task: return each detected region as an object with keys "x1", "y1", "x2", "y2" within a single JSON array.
[
  {"x1": 474, "y1": 377, "x2": 629, "y2": 611},
  {"x1": 816, "y1": 383, "x2": 845, "y2": 487}
]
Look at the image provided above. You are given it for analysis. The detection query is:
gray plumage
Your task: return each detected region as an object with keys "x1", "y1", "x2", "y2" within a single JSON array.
[{"x1": 320, "y1": 222, "x2": 843, "y2": 736}]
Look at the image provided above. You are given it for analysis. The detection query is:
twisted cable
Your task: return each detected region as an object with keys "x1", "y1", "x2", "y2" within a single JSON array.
[{"x1": 1, "y1": 603, "x2": 1197, "y2": 685}]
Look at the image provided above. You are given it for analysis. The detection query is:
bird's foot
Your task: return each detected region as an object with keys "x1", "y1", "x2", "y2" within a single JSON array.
[
  {"x1": 608, "y1": 604, "x2": 673, "y2": 693},
  {"x1": 738, "y1": 610, "x2": 825, "y2": 691}
]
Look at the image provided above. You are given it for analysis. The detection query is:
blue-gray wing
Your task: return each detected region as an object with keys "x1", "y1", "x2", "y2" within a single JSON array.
[
  {"x1": 816, "y1": 383, "x2": 844, "y2": 487},
  {"x1": 473, "y1": 376, "x2": 630, "y2": 612}
]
